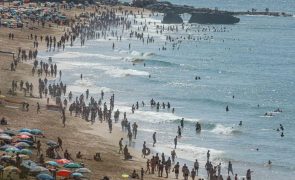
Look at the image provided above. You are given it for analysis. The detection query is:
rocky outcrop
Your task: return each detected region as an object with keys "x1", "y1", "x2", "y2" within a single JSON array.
[
  {"x1": 162, "y1": 12, "x2": 183, "y2": 24},
  {"x1": 189, "y1": 12, "x2": 240, "y2": 24},
  {"x1": 132, "y1": 0, "x2": 158, "y2": 8}
]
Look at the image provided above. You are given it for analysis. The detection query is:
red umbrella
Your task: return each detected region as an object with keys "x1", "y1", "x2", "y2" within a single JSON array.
[
  {"x1": 17, "y1": 134, "x2": 31, "y2": 139},
  {"x1": 57, "y1": 169, "x2": 71, "y2": 177},
  {"x1": 55, "y1": 159, "x2": 71, "y2": 165}
]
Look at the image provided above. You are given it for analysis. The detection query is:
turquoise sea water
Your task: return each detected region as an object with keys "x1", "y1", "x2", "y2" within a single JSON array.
[{"x1": 40, "y1": 1, "x2": 295, "y2": 179}]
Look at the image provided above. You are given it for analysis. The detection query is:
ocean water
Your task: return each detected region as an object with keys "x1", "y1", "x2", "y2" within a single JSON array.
[{"x1": 40, "y1": 2, "x2": 295, "y2": 179}]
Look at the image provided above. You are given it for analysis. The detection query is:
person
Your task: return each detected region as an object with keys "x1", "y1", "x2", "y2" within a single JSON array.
[
  {"x1": 191, "y1": 168, "x2": 196, "y2": 180},
  {"x1": 207, "y1": 150, "x2": 210, "y2": 161},
  {"x1": 235, "y1": 174, "x2": 238, "y2": 180},
  {"x1": 64, "y1": 149, "x2": 72, "y2": 160},
  {"x1": 94, "y1": 153, "x2": 102, "y2": 161},
  {"x1": 0, "y1": 117, "x2": 8, "y2": 125},
  {"x1": 119, "y1": 138, "x2": 123, "y2": 154},
  {"x1": 171, "y1": 149, "x2": 176, "y2": 163},
  {"x1": 37, "y1": 102, "x2": 40, "y2": 113},
  {"x1": 57, "y1": 137, "x2": 63, "y2": 151},
  {"x1": 130, "y1": 169, "x2": 139, "y2": 178},
  {"x1": 140, "y1": 168, "x2": 144, "y2": 179},
  {"x1": 177, "y1": 126, "x2": 181, "y2": 136},
  {"x1": 226, "y1": 105, "x2": 229, "y2": 112},
  {"x1": 194, "y1": 159, "x2": 199, "y2": 176},
  {"x1": 239, "y1": 121, "x2": 242, "y2": 126},
  {"x1": 37, "y1": 140, "x2": 41, "y2": 156},
  {"x1": 153, "y1": 132, "x2": 156, "y2": 147},
  {"x1": 180, "y1": 118, "x2": 184, "y2": 128},
  {"x1": 246, "y1": 169, "x2": 253, "y2": 180},
  {"x1": 80, "y1": 74, "x2": 83, "y2": 80},
  {"x1": 172, "y1": 162, "x2": 180, "y2": 179},
  {"x1": 76, "y1": 151, "x2": 82, "y2": 159},
  {"x1": 228, "y1": 161, "x2": 234, "y2": 175},
  {"x1": 146, "y1": 159, "x2": 151, "y2": 174},
  {"x1": 174, "y1": 136, "x2": 178, "y2": 149}
]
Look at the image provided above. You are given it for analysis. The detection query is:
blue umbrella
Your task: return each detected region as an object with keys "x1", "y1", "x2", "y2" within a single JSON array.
[
  {"x1": 37, "y1": 173, "x2": 54, "y2": 180},
  {"x1": 45, "y1": 161, "x2": 59, "y2": 167},
  {"x1": 16, "y1": 139, "x2": 34, "y2": 146},
  {"x1": 21, "y1": 160, "x2": 37, "y2": 169},
  {"x1": 19, "y1": 128, "x2": 31, "y2": 133},
  {"x1": 71, "y1": 172, "x2": 83, "y2": 177},
  {"x1": 31, "y1": 129, "x2": 43, "y2": 135}
]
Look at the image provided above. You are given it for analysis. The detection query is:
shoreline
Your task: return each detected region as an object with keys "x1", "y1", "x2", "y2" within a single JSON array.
[{"x1": 0, "y1": 2, "x2": 204, "y2": 180}]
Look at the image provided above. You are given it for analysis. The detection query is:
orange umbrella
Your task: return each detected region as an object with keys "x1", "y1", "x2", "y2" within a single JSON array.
[
  {"x1": 55, "y1": 159, "x2": 71, "y2": 165},
  {"x1": 57, "y1": 169, "x2": 71, "y2": 177}
]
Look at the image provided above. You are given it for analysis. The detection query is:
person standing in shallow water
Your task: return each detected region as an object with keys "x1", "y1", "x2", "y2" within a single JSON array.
[
  {"x1": 80, "y1": 74, "x2": 83, "y2": 80},
  {"x1": 174, "y1": 136, "x2": 177, "y2": 149},
  {"x1": 153, "y1": 132, "x2": 156, "y2": 147},
  {"x1": 180, "y1": 118, "x2": 184, "y2": 128}
]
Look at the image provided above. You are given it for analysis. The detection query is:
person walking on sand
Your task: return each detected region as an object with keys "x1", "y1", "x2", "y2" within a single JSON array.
[
  {"x1": 153, "y1": 132, "x2": 156, "y2": 147},
  {"x1": 119, "y1": 138, "x2": 123, "y2": 154},
  {"x1": 146, "y1": 159, "x2": 151, "y2": 174},
  {"x1": 172, "y1": 162, "x2": 180, "y2": 179},
  {"x1": 174, "y1": 136, "x2": 178, "y2": 149},
  {"x1": 194, "y1": 159, "x2": 199, "y2": 176},
  {"x1": 37, "y1": 102, "x2": 40, "y2": 114},
  {"x1": 58, "y1": 137, "x2": 63, "y2": 151}
]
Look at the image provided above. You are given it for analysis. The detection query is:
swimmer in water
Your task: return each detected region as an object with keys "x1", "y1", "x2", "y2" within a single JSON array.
[{"x1": 239, "y1": 121, "x2": 242, "y2": 126}]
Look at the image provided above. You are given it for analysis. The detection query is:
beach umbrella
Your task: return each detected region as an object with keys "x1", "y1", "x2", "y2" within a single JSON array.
[
  {"x1": 17, "y1": 134, "x2": 31, "y2": 139},
  {"x1": 0, "y1": 155, "x2": 12, "y2": 160},
  {"x1": 31, "y1": 129, "x2": 43, "y2": 135},
  {"x1": 13, "y1": 154, "x2": 30, "y2": 160},
  {"x1": 71, "y1": 172, "x2": 83, "y2": 178},
  {"x1": 64, "y1": 163, "x2": 82, "y2": 169},
  {"x1": 0, "y1": 144, "x2": 15, "y2": 150},
  {"x1": 3, "y1": 166, "x2": 20, "y2": 173},
  {"x1": 5, "y1": 147, "x2": 20, "y2": 153},
  {"x1": 18, "y1": 132, "x2": 33, "y2": 136},
  {"x1": 19, "y1": 128, "x2": 31, "y2": 133},
  {"x1": 0, "y1": 134, "x2": 12, "y2": 140},
  {"x1": 14, "y1": 142, "x2": 31, "y2": 148},
  {"x1": 75, "y1": 168, "x2": 91, "y2": 173},
  {"x1": 21, "y1": 160, "x2": 37, "y2": 169},
  {"x1": 30, "y1": 166, "x2": 49, "y2": 173},
  {"x1": 57, "y1": 169, "x2": 71, "y2": 177},
  {"x1": 46, "y1": 140, "x2": 59, "y2": 147},
  {"x1": 56, "y1": 158, "x2": 71, "y2": 165},
  {"x1": 19, "y1": 149, "x2": 32, "y2": 155},
  {"x1": 37, "y1": 173, "x2": 54, "y2": 180},
  {"x1": 4, "y1": 129, "x2": 17, "y2": 136},
  {"x1": 16, "y1": 139, "x2": 34, "y2": 145},
  {"x1": 45, "y1": 161, "x2": 59, "y2": 167}
]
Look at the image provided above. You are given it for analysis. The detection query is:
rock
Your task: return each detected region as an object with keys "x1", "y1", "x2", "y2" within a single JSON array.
[
  {"x1": 162, "y1": 12, "x2": 183, "y2": 24},
  {"x1": 132, "y1": 0, "x2": 158, "y2": 8},
  {"x1": 189, "y1": 12, "x2": 240, "y2": 24}
]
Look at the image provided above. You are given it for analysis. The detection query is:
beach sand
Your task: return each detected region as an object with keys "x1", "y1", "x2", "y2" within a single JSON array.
[{"x1": 0, "y1": 4, "x2": 202, "y2": 180}]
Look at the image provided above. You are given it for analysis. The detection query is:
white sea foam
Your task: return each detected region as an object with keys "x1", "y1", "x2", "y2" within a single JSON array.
[
  {"x1": 52, "y1": 52, "x2": 122, "y2": 60},
  {"x1": 67, "y1": 78, "x2": 113, "y2": 94},
  {"x1": 105, "y1": 68, "x2": 149, "y2": 78},
  {"x1": 155, "y1": 143, "x2": 224, "y2": 163},
  {"x1": 211, "y1": 124, "x2": 241, "y2": 135}
]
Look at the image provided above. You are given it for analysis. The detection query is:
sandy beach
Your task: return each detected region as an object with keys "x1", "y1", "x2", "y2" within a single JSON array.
[{"x1": 0, "y1": 2, "x2": 204, "y2": 180}]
